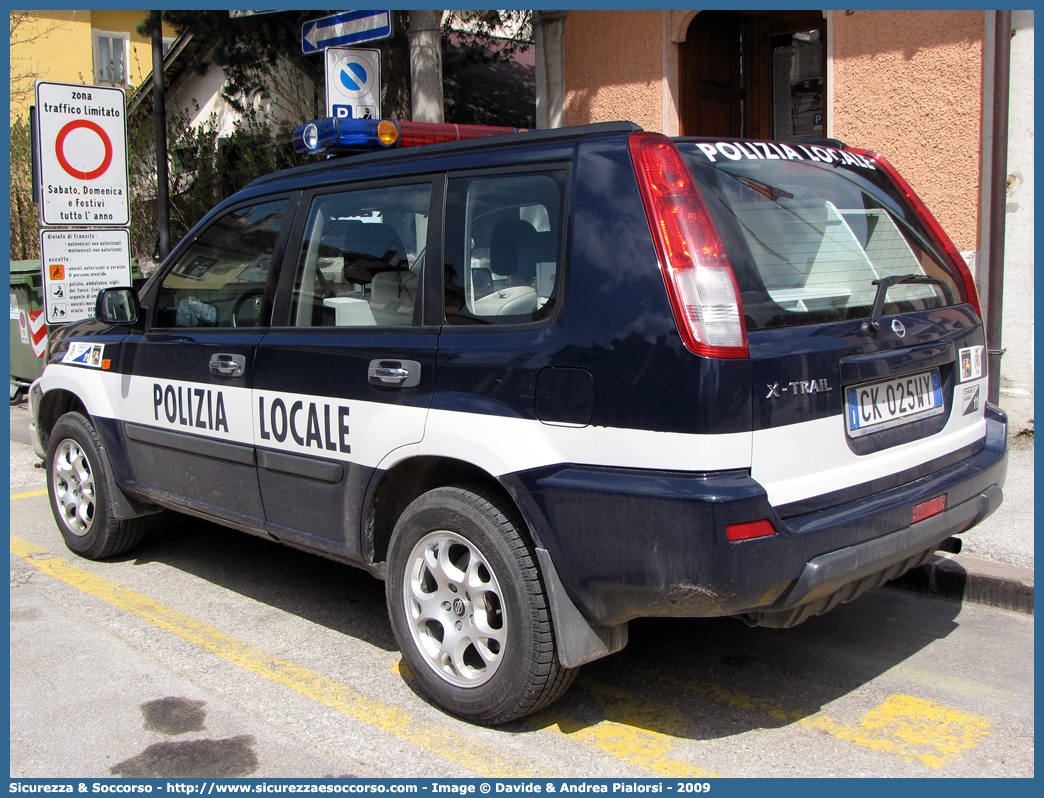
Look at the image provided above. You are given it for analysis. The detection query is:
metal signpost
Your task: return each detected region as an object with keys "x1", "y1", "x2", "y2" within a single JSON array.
[{"x1": 34, "y1": 81, "x2": 132, "y2": 325}]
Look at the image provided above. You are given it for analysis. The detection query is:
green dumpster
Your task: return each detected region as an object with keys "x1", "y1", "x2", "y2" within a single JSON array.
[
  {"x1": 9, "y1": 258, "x2": 144, "y2": 402},
  {"x1": 9, "y1": 260, "x2": 45, "y2": 402}
]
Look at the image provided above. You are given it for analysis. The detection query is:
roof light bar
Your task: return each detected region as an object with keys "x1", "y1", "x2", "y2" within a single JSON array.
[{"x1": 293, "y1": 117, "x2": 525, "y2": 156}]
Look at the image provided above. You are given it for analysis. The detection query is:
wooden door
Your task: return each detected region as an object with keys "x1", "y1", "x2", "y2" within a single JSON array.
[
  {"x1": 680, "y1": 11, "x2": 826, "y2": 140},
  {"x1": 679, "y1": 11, "x2": 744, "y2": 137}
]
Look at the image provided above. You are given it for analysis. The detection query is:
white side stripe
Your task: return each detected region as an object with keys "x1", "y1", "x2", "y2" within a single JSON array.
[
  {"x1": 751, "y1": 381, "x2": 989, "y2": 507},
  {"x1": 407, "y1": 408, "x2": 753, "y2": 477},
  {"x1": 44, "y1": 363, "x2": 991, "y2": 508},
  {"x1": 43, "y1": 365, "x2": 754, "y2": 476}
]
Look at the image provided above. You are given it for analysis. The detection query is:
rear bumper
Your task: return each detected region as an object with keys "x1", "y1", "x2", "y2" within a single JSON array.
[
  {"x1": 745, "y1": 481, "x2": 1002, "y2": 627},
  {"x1": 507, "y1": 404, "x2": 1008, "y2": 626}
]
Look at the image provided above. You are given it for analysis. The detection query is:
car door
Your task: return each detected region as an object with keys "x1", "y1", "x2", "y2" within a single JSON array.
[
  {"x1": 253, "y1": 179, "x2": 440, "y2": 559},
  {"x1": 119, "y1": 196, "x2": 295, "y2": 529}
]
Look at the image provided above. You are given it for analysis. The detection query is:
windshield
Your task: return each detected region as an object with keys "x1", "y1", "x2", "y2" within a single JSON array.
[{"x1": 676, "y1": 141, "x2": 966, "y2": 331}]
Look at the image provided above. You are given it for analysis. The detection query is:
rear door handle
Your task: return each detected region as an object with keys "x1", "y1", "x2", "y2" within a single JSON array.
[
  {"x1": 368, "y1": 359, "x2": 421, "y2": 389},
  {"x1": 210, "y1": 353, "x2": 246, "y2": 378}
]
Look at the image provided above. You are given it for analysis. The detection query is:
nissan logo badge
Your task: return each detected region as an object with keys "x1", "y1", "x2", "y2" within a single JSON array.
[{"x1": 891, "y1": 319, "x2": 906, "y2": 338}]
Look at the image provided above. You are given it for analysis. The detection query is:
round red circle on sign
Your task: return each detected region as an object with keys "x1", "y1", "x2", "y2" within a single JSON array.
[{"x1": 55, "y1": 119, "x2": 113, "y2": 180}]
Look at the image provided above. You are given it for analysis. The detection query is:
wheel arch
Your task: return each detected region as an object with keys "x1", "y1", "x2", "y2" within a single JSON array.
[
  {"x1": 45, "y1": 410, "x2": 148, "y2": 558},
  {"x1": 36, "y1": 388, "x2": 89, "y2": 454},
  {"x1": 35, "y1": 362, "x2": 124, "y2": 455},
  {"x1": 365, "y1": 455, "x2": 517, "y2": 566},
  {"x1": 365, "y1": 454, "x2": 628, "y2": 670},
  {"x1": 39, "y1": 388, "x2": 158, "y2": 521}
]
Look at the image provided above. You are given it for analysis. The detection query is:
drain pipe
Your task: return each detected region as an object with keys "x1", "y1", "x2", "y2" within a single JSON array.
[{"x1": 985, "y1": 10, "x2": 1010, "y2": 406}]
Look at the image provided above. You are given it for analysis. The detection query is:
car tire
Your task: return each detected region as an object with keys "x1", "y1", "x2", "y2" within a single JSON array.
[
  {"x1": 386, "y1": 484, "x2": 576, "y2": 725},
  {"x1": 46, "y1": 412, "x2": 146, "y2": 560}
]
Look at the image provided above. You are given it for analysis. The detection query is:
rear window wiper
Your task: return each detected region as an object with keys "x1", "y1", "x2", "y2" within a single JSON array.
[{"x1": 866, "y1": 274, "x2": 955, "y2": 334}]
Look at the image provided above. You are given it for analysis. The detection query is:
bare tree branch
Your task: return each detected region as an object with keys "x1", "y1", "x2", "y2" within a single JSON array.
[{"x1": 10, "y1": 10, "x2": 73, "y2": 107}]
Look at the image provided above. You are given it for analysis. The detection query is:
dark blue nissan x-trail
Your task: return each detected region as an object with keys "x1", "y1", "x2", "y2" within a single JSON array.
[{"x1": 31, "y1": 118, "x2": 1008, "y2": 724}]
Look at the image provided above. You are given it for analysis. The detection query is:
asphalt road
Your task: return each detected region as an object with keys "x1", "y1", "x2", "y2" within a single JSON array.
[{"x1": 8, "y1": 405, "x2": 1035, "y2": 778}]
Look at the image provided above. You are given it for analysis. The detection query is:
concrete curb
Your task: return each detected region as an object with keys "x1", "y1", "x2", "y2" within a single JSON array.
[{"x1": 888, "y1": 553, "x2": 1035, "y2": 614}]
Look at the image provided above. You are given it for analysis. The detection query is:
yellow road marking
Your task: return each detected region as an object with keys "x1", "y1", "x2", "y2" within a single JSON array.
[
  {"x1": 397, "y1": 660, "x2": 719, "y2": 777},
  {"x1": 11, "y1": 489, "x2": 47, "y2": 500},
  {"x1": 531, "y1": 679, "x2": 720, "y2": 778},
  {"x1": 637, "y1": 665, "x2": 804, "y2": 724},
  {"x1": 893, "y1": 666, "x2": 1019, "y2": 702},
  {"x1": 539, "y1": 715, "x2": 719, "y2": 778},
  {"x1": 802, "y1": 694, "x2": 991, "y2": 769},
  {"x1": 644, "y1": 665, "x2": 991, "y2": 768},
  {"x1": 11, "y1": 535, "x2": 994, "y2": 774},
  {"x1": 10, "y1": 535, "x2": 548, "y2": 778}
]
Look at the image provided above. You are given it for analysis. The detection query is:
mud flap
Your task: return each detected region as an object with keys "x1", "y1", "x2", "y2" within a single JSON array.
[{"x1": 535, "y1": 547, "x2": 628, "y2": 668}]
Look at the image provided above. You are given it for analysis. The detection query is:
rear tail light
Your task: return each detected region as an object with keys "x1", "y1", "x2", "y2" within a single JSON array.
[
  {"x1": 726, "y1": 520, "x2": 776, "y2": 542},
  {"x1": 629, "y1": 132, "x2": 748, "y2": 358},
  {"x1": 848, "y1": 148, "x2": 982, "y2": 318}
]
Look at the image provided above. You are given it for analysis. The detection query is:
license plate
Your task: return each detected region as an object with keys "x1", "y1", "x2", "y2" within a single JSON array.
[{"x1": 845, "y1": 369, "x2": 944, "y2": 437}]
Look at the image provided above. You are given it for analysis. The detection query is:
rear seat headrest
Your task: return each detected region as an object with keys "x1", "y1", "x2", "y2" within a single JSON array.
[
  {"x1": 489, "y1": 219, "x2": 538, "y2": 278},
  {"x1": 349, "y1": 222, "x2": 408, "y2": 267}
]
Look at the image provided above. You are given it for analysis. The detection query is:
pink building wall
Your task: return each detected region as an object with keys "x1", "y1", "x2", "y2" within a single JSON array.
[
  {"x1": 563, "y1": 10, "x2": 664, "y2": 132},
  {"x1": 563, "y1": 10, "x2": 985, "y2": 251},
  {"x1": 831, "y1": 10, "x2": 984, "y2": 251}
]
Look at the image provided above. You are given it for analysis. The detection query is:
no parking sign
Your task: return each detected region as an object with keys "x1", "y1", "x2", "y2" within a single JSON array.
[
  {"x1": 325, "y1": 48, "x2": 381, "y2": 120},
  {"x1": 35, "y1": 81, "x2": 129, "y2": 226}
]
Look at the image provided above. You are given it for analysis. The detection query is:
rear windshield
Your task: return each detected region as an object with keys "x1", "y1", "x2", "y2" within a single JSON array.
[{"x1": 677, "y1": 140, "x2": 966, "y2": 331}]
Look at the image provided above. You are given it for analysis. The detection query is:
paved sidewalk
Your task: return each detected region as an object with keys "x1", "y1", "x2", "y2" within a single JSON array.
[{"x1": 889, "y1": 432, "x2": 1034, "y2": 613}]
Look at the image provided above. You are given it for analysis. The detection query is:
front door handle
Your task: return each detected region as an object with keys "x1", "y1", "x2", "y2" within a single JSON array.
[
  {"x1": 210, "y1": 353, "x2": 246, "y2": 378},
  {"x1": 368, "y1": 359, "x2": 421, "y2": 389}
]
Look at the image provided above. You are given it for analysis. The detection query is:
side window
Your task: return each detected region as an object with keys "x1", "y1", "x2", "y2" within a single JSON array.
[
  {"x1": 288, "y1": 183, "x2": 431, "y2": 328},
  {"x1": 445, "y1": 172, "x2": 565, "y2": 325},
  {"x1": 154, "y1": 199, "x2": 288, "y2": 328}
]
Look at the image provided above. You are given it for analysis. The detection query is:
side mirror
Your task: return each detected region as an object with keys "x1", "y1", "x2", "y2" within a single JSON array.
[{"x1": 96, "y1": 287, "x2": 141, "y2": 326}]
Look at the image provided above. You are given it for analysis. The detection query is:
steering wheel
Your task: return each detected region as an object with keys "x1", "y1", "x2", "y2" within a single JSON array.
[{"x1": 232, "y1": 289, "x2": 265, "y2": 328}]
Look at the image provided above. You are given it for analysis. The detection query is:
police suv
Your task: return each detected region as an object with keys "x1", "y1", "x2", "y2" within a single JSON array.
[{"x1": 30, "y1": 118, "x2": 1008, "y2": 725}]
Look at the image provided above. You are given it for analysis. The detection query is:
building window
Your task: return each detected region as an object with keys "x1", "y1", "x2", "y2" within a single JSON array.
[{"x1": 93, "y1": 30, "x2": 129, "y2": 84}]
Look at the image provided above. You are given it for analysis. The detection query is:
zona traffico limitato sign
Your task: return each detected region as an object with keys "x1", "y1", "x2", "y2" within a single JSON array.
[{"x1": 35, "y1": 81, "x2": 129, "y2": 227}]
